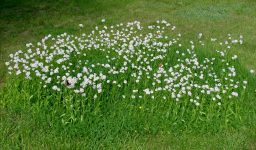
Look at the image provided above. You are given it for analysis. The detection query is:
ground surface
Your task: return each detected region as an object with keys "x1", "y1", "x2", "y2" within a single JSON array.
[{"x1": 1, "y1": 0, "x2": 256, "y2": 149}]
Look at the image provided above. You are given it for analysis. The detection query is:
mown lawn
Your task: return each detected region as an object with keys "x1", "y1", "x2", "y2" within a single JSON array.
[{"x1": 1, "y1": 0, "x2": 256, "y2": 149}]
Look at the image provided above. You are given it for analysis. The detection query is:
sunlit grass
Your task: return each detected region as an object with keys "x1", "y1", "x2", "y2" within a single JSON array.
[{"x1": 1, "y1": 0, "x2": 256, "y2": 149}]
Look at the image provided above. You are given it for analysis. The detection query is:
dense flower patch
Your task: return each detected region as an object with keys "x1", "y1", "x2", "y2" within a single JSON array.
[{"x1": 5, "y1": 20, "x2": 249, "y2": 109}]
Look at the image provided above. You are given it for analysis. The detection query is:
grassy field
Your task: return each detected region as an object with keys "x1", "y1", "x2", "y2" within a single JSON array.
[{"x1": 1, "y1": 0, "x2": 256, "y2": 149}]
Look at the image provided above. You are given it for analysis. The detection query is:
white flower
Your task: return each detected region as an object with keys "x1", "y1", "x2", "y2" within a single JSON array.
[
  {"x1": 66, "y1": 77, "x2": 77, "y2": 88},
  {"x1": 216, "y1": 94, "x2": 221, "y2": 99},
  {"x1": 198, "y1": 33, "x2": 203, "y2": 39},
  {"x1": 45, "y1": 78, "x2": 52, "y2": 84},
  {"x1": 133, "y1": 90, "x2": 138, "y2": 93},
  {"x1": 232, "y1": 40, "x2": 238, "y2": 44},
  {"x1": 16, "y1": 70, "x2": 21, "y2": 75},
  {"x1": 232, "y1": 55, "x2": 238, "y2": 60},
  {"x1": 231, "y1": 92, "x2": 238, "y2": 97},
  {"x1": 52, "y1": 85, "x2": 59, "y2": 91},
  {"x1": 79, "y1": 24, "x2": 84, "y2": 28},
  {"x1": 77, "y1": 73, "x2": 82, "y2": 78},
  {"x1": 143, "y1": 88, "x2": 151, "y2": 95}
]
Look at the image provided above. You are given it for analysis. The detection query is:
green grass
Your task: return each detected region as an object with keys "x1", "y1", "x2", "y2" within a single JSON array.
[{"x1": 1, "y1": 0, "x2": 256, "y2": 149}]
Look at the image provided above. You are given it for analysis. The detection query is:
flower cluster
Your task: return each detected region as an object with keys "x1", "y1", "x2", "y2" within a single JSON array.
[{"x1": 5, "y1": 20, "x2": 248, "y2": 106}]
